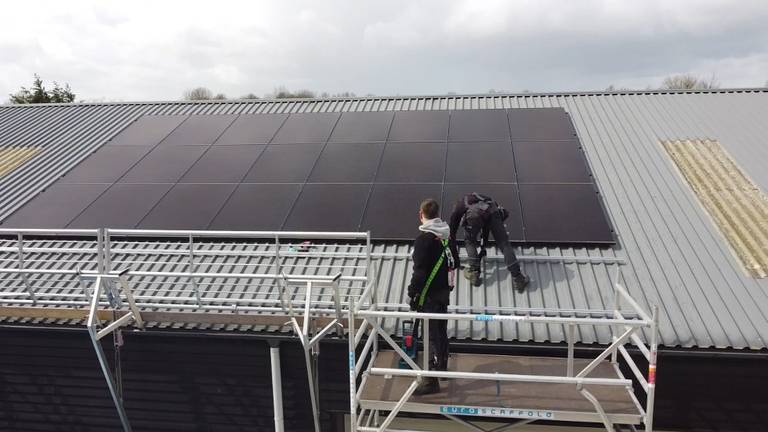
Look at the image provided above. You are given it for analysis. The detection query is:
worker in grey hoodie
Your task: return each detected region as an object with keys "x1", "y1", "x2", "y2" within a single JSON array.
[{"x1": 407, "y1": 198, "x2": 455, "y2": 395}]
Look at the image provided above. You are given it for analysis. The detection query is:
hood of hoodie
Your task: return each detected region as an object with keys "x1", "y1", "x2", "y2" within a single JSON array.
[{"x1": 419, "y1": 218, "x2": 450, "y2": 239}]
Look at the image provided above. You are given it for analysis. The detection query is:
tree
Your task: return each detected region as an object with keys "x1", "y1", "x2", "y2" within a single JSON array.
[
  {"x1": 183, "y1": 87, "x2": 214, "y2": 100},
  {"x1": 240, "y1": 93, "x2": 260, "y2": 100},
  {"x1": 9, "y1": 74, "x2": 76, "y2": 104},
  {"x1": 661, "y1": 74, "x2": 720, "y2": 90},
  {"x1": 212, "y1": 93, "x2": 227, "y2": 100},
  {"x1": 271, "y1": 86, "x2": 315, "y2": 99}
]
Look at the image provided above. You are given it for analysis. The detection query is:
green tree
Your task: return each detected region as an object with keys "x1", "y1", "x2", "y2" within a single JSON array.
[{"x1": 9, "y1": 74, "x2": 76, "y2": 104}]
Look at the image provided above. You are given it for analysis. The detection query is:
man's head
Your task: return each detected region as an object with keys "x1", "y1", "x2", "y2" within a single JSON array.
[{"x1": 419, "y1": 198, "x2": 440, "y2": 224}]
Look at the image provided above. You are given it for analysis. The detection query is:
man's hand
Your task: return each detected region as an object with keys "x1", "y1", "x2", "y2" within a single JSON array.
[{"x1": 409, "y1": 296, "x2": 419, "y2": 311}]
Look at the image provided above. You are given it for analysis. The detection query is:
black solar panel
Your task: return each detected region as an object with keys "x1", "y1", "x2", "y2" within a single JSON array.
[
  {"x1": 448, "y1": 110, "x2": 509, "y2": 141},
  {"x1": 160, "y1": 115, "x2": 237, "y2": 145},
  {"x1": 120, "y1": 146, "x2": 208, "y2": 183},
  {"x1": 508, "y1": 108, "x2": 577, "y2": 141},
  {"x1": 138, "y1": 184, "x2": 236, "y2": 229},
  {"x1": 271, "y1": 112, "x2": 340, "y2": 144},
  {"x1": 180, "y1": 145, "x2": 266, "y2": 183},
  {"x1": 215, "y1": 114, "x2": 288, "y2": 145},
  {"x1": 513, "y1": 140, "x2": 591, "y2": 183},
  {"x1": 387, "y1": 111, "x2": 449, "y2": 142},
  {"x1": 2, "y1": 184, "x2": 109, "y2": 228},
  {"x1": 376, "y1": 142, "x2": 446, "y2": 183},
  {"x1": 243, "y1": 144, "x2": 322, "y2": 183},
  {"x1": 446, "y1": 142, "x2": 517, "y2": 183},
  {"x1": 107, "y1": 115, "x2": 187, "y2": 147},
  {"x1": 283, "y1": 184, "x2": 369, "y2": 231},
  {"x1": 209, "y1": 183, "x2": 301, "y2": 230},
  {"x1": 519, "y1": 184, "x2": 613, "y2": 243},
  {"x1": 68, "y1": 183, "x2": 172, "y2": 229},
  {"x1": 361, "y1": 184, "x2": 442, "y2": 239},
  {"x1": 329, "y1": 112, "x2": 393, "y2": 143},
  {"x1": 442, "y1": 183, "x2": 524, "y2": 241},
  {"x1": 309, "y1": 143, "x2": 384, "y2": 183},
  {"x1": 61, "y1": 146, "x2": 152, "y2": 184}
]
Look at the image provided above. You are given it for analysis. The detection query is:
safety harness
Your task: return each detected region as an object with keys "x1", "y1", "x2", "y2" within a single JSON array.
[{"x1": 417, "y1": 239, "x2": 453, "y2": 307}]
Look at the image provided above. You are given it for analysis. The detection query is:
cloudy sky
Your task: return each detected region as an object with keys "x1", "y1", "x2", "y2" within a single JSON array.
[{"x1": 2, "y1": 0, "x2": 767, "y2": 101}]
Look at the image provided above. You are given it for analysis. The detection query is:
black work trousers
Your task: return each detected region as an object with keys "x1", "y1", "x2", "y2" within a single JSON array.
[
  {"x1": 465, "y1": 211, "x2": 522, "y2": 276},
  {"x1": 421, "y1": 299, "x2": 448, "y2": 371}
]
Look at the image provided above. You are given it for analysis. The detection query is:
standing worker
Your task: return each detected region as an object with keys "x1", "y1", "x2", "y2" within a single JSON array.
[
  {"x1": 407, "y1": 198, "x2": 454, "y2": 395},
  {"x1": 449, "y1": 192, "x2": 530, "y2": 292}
]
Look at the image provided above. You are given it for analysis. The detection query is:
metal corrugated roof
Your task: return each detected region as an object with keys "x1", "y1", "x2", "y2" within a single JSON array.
[{"x1": 2, "y1": 89, "x2": 768, "y2": 350}]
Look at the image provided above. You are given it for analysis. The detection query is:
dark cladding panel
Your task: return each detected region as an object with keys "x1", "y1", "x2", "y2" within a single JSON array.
[
  {"x1": 271, "y1": 112, "x2": 340, "y2": 144},
  {"x1": 361, "y1": 184, "x2": 442, "y2": 240},
  {"x1": 376, "y1": 142, "x2": 446, "y2": 183},
  {"x1": 448, "y1": 109, "x2": 510, "y2": 141},
  {"x1": 283, "y1": 184, "x2": 369, "y2": 231},
  {"x1": 513, "y1": 140, "x2": 592, "y2": 183},
  {"x1": 180, "y1": 145, "x2": 266, "y2": 183},
  {"x1": 387, "y1": 111, "x2": 449, "y2": 142},
  {"x1": 138, "y1": 184, "x2": 236, "y2": 230},
  {"x1": 210, "y1": 184, "x2": 301, "y2": 230},
  {"x1": 243, "y1": 144, "x2": 322, "y2": 183},
  {"x1": 1, "y1": 183, "x2": 109, "y2": 228},
  {"x1": 120, "y1": 146, "x2": 208, "y2": 183},
  {"x1": 309, "y1": 143, "x2": 384, "y2": 183},
  {"x1": 107, "y1": 115, "x2": 187, "y2": 146},
  {"x1": 519, "y1": 184, "x2": 614, "y2": 243},
  {"x1": 328, "y1": 112, "x2": 393, "y2": 143},
  {"x1": 442, "y1": 183, "x2": 524, "y2": 241},
  {"x1": 60, "y1": 146, "x2": 152, "y2": 184},
  {"x1": 68, "y1": 183, "x2": 172, "y2": 229},
  {"x1": 214, "y1": 114, "x2": 288, "y2": 145},
  {"x1": 446, "y1": 142, "x2": 516, "y2": 183},
  {"x1": 160, "y1": 115, "x2": 237, "y2": 145},
  {"x1": 508, "y1": 108, "x2": 577, "y2": 141}
]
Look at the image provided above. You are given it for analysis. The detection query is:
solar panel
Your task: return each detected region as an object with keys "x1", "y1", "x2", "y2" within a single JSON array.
[
  {"x1": 309, "y1": 143, "x2": 384, "y2": 183},
  {"x1": 387, "y1": 111, "x2": 449, "y2": 142},
  {"x1": 160, "y1": 115, "x2": 237, "y2": 146},
  {"x1": 445, "y1": 142, "x2": 516, "y2": 183},
  {"x1": 107, "y1": 115, "x2": 187, "y2": 147},
  {"x1": 1, "y1": 183, "x2": 109, "y2": 228},
  {"x1": 508, "y1": 108, "x2": 577, "y2": 141},
  {"x1": 518, "y1": 184, "x2": 613, "y2": 243},
  {"x1": 60, "y1": 146, "x2": 152, "y2": 184},
  {"x1": 513, "y1": 140, "x2": 591, "y2": 183},
  {"x1": 68, "y1": 183, "x2": 172, "y2": 229},
  {"x1": 243, "y1": 144, "x2": 322, "y2": 183},
  {"x1": 448, "y1": 110, "x2": 509, "y2": 141},
  {"x1": 442, "y1": 183, "x2": 524, "y2": 241},
  {"x1": 120, "y1": 146, "x2": 208, "y2": 183},
  {"x1": 271, "y1": 112, "x2": 340, "y2": 144},
  {"x1": 138, "y1": 184, "x2": 236, "y2": 229},
  {"x1": 283, "y1": 184, "x2": 370, "y2": 231},
  {"x1": 376, "y1": 142, "x2": 446, "y2": 183},
  {"x1": 214, "y1": 114, "x2": 288, "y2": 145},
  {"x1": 361, "y1": 184, "x2": 442, "y2": 239},
  {"x1": 180, "y1": 145, "x2": 266, "y2": 183},
  {"x1": 328, "y1": 112, "x2": 393, "y2": 143},
  {"x1": 209, "y1": 184, "x2": 301, "y2": 230}
]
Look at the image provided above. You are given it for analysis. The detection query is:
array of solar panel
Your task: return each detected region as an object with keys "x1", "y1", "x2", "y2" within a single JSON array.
[{"x1": 1, "y1": 109, "x2": 614, "y2": 243}]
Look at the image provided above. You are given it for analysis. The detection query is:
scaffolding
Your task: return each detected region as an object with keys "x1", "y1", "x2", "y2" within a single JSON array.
[{"x1": 0, "y1": 228, "x2": 658, "y2": 432}]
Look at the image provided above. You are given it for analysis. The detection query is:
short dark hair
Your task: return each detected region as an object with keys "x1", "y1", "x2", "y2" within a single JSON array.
[{"x1": 420, "y1": 198, "x2": 440, "y2": 219}]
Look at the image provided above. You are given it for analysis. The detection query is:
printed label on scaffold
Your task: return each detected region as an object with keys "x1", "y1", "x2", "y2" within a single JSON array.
[{"x1": 439, "y1": 405, "x2": 555, "y2": 419}]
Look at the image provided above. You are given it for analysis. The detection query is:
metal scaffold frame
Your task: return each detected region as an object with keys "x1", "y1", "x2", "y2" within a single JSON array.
[{"x1": 0, "y1": 228, "x2": 659, "y2": 432}]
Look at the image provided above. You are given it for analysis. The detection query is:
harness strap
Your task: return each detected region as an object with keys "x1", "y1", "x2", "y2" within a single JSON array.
[{"x1": 418, "y1": 239, "x2": 449, "y2": 307}]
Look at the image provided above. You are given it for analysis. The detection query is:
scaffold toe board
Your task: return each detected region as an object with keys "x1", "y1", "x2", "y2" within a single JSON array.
[{"x1": 359, "y1": 351, "x2": 643, "y2": 425}]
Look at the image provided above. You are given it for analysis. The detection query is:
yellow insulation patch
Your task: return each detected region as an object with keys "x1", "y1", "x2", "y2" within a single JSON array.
[
  {"x1": 663, "y1": 139, "x2": 768, "y2": 278},
  {"x1": 0, "y1": 147, "x2": 40, "y2": 178}
]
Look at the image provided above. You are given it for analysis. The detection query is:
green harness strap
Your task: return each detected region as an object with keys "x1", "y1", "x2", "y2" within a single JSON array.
[{"x1": 418, "y1": 239, "x2": 449, "y2": 307}]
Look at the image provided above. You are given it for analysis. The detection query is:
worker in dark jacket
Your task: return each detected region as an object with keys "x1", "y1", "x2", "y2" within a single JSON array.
[
  {"x1": 449, "y1": 193, "x2": 530, "y2": 292},
  {"x1": 407, "y1": 198, "x2": 454, "y2": 395}
]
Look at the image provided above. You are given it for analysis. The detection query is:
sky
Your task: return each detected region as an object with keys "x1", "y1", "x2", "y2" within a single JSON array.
[{"x1": 1, "y1": 0, "x2": 767, "y2": 102}]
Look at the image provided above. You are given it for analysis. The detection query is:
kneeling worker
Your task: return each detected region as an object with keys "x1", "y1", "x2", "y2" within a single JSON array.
[
  {"x1": 408, "y1": 198, "x2": 455, "y2": 395},
  {"x1": 449, "y1": 193, "x2": 530, "y2": 292}
]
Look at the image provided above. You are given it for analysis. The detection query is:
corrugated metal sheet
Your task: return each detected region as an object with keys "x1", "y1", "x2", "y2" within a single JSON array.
[{"x1": 1, "y1": 89, "x2": 768, "y2": 350}]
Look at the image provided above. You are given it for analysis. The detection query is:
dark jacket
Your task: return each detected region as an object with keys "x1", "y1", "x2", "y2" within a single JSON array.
[
  {"x1": 408, "y1": 231, "x2": 450, "y2": 306},
  {"x1": 449, "y1": 193, "x2": 497, "y2": 242}
]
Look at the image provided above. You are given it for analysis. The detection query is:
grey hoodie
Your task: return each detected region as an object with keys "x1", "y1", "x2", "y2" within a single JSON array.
[{"x1": 418, "y1": 218, "x2": 450, "y2": 240}]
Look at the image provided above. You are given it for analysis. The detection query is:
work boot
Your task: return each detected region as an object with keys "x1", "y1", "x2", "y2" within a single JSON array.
[
  {"x1": 413, "y1": 377, "x2": 440, "y2": 396},
  {"x1": 513, "y1": 274, "x2": 530, "y2": 293},
  {"x1": 463, "y1": 268, "x2": 482, "y2": 286}
]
